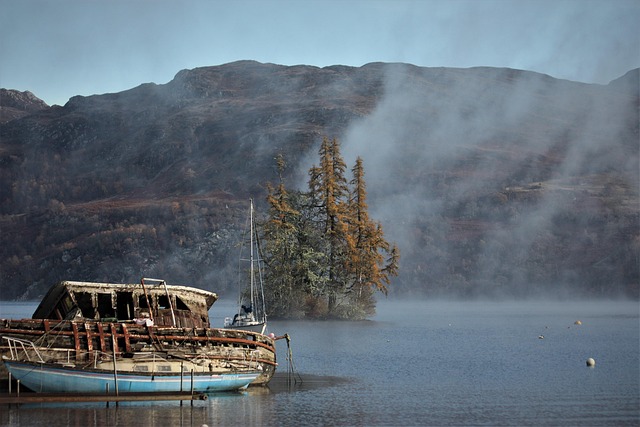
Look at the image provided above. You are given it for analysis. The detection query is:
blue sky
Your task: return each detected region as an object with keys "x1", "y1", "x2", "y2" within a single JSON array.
[{"x1": 1, "y1": 0, "x2": 638, "y2": 106}]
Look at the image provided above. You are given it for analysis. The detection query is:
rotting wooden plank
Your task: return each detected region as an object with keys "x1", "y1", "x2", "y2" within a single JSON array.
[
  {"x1": 110, "y1": 323, "x2": 119, "y2": 353},
  {"x1": 121, "y1": 323, "x2": 131, "y2": 353},
  {"x1": 1, "y1": 327, "x2": 275, "y2": 352},
  {"x1": 84, "y1": 322, "x2": 93, "y2": 353},
  {"x1": 146, "y1": 326, "x2": 164, "y2": 352},
  {"x1": 97, "y1": 323, "x2": 106, "y2": 352},
  {"x1": 1, "y1": 320, "x2": 275, "y2": 354},
  {"x1": 71, "y1": 323, "x2": 81, "y2": 361},
  {"x1": 172, "y1": 354, "x2": 277, "y2": 367},
  {"x1": 43, "y1": 320, "x2": 50, "y2": 333},
  {"x1": 0, "y1": 328, "x2": 53, "y2": 336},
  {"x1": 124, "y1": 334, "x2": 276, "y2": 352}
]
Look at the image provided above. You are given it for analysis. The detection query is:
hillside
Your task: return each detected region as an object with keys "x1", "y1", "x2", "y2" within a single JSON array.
[
  {"x1": 0, "y1": 89, "x2": 49, "y2": 123},
  {"x1": 0, "y1": 61, "x2": 638, "y2": 300}
]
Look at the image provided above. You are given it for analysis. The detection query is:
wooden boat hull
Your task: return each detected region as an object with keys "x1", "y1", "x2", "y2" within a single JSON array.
[
  {"x1": 3, "y1": 360, "x2": 259, "y2": 393},
  {"x1": 1, "y1": 279, "x2": 282, "y2": 387},
  {"x1": 0, "y1": 318, "x2": 277, "y2": 385}
]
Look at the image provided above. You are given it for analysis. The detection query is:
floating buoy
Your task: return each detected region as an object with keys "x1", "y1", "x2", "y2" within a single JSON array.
[
  {"x1": 586, "y1": 358, "x2": 595, "y2": 367},
  {"x1": 574, "y1": 320, "x2": 582, "y2": 325}
]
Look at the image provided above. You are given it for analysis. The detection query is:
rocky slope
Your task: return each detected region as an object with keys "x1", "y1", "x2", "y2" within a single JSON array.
[
  {"x1": 0, "y1": 89, "x2": 49, "y2": 123},
  {"x1": 0, "y1": 61, "x2": 638, "y2": 300}
]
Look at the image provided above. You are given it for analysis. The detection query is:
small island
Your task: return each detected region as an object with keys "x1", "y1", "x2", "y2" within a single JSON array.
[{"x1": 260, "y1": 137, "x2": 399, "y2": 320}]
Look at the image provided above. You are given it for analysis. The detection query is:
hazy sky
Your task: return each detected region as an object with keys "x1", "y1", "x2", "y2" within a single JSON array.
[{"x1": 1, "y1": 0, "x2": 638, "y2": 106}]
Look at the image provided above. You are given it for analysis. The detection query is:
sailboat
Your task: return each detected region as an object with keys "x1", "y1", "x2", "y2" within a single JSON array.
[{"x1": 224, "y1": 199, "x2": 268, "y2": 334}]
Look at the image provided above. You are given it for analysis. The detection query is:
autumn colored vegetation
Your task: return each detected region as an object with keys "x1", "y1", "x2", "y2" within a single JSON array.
[{"x1": 261, "y1": 138, "x2": 399, "y2": 319}]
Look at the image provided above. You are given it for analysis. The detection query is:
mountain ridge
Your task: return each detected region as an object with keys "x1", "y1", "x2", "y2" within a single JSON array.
[{"x1": 1, "y1": 61, "x2": 638, "y2": 300}]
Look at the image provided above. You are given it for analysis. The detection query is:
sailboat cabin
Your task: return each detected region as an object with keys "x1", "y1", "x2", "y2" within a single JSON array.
[{"x1": 31, "y1": 280, "x2": 217, "y2": 328}]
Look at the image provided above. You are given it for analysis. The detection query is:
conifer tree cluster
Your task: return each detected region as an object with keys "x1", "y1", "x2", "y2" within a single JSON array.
[{"x1": 261, "y1": 137, "x2": 399, "y2": 320}]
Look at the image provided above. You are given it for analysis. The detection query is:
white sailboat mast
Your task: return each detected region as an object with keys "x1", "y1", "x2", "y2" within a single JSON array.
[{"x1": 249, "y1": 198, "x2": 256, "y2": 311}]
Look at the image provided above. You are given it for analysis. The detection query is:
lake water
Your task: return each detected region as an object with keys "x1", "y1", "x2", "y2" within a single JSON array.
[{"x1": 1, "y1": 299, "x2": 638, "y2": 426}]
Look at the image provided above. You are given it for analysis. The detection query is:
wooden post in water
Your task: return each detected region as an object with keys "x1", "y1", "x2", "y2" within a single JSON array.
[
  {"x1": 190, "y1": 369, "x2": 194, "y2": 407},
  {"x1": 180, "y1": 364, "x2": 184, "y2": 407},
  {"x1": 180, "y1": 362, "x2": 184, "y2": 392},
  {"x1": 111, "y1": 331, "x2": 119, "y2": 399}
]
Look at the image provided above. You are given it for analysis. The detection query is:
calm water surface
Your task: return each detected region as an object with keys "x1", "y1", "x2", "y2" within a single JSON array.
[{"x1": 1, "y1": 299, "x2": 638, "y2": 426}]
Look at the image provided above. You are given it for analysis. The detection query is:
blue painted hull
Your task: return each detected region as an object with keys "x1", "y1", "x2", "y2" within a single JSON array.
[{"x1": 3, "y1": 360, "x2": 259, "y2": 393}]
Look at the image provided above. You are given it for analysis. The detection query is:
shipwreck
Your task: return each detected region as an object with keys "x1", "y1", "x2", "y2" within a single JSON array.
[{"x1": 0, "y1": 279, "x2": 278, "y2": 390}]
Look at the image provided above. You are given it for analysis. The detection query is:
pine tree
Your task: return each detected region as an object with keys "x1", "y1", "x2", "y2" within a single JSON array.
[
  {"x1": 345, "y1": 157, "x2": 399, "y2": 317},
  {"x1": 262, "y1": 155, "x2": 300, "y2": 317},
  {"x1": 307, "y1": 137, "x2": 351, "y2": 315},
  {"x1": 262, "y1": 155, "x2": 326, "y2": 318}
]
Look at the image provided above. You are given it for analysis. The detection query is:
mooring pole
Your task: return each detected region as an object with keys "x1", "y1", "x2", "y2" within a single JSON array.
[
  {"x1": 180, "y1": 363, "x2": 184, "y2": 407},
  {"x1": 180, "y1": 362, "x2": 184, "y2": 391},
  {"x1": 190, "y1": 369, "x2": 194, "y2": 407},
  {"x1": 111, "y1": 332, "x2": 119, "y2": 399}
]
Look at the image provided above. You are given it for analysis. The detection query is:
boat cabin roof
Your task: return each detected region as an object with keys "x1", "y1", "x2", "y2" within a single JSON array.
[{"x1": 32, "y1": 280, "x2": 218, "y2": 325}]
